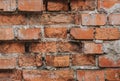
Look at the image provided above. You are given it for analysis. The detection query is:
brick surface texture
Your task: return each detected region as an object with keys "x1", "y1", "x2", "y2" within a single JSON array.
[{"x1": 0, "y1": 0, "x2": 119, "y2": 81}]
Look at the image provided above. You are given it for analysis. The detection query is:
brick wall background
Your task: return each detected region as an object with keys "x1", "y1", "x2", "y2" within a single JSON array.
[{"x1": 0, "y1": 0, "x2": 120, "y2": 81}]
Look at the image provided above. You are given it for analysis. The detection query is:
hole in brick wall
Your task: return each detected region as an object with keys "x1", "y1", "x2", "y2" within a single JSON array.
[{"x1": 25, "y1": 43, "x2": 30, "y2": 53}]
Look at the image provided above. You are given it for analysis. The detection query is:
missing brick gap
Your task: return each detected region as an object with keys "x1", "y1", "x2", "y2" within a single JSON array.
[{"x1": 25, "y1": 43, "x2": 30, "y2": 53}]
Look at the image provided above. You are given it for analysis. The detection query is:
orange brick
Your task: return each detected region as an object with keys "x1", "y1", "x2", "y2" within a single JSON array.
[
  {"x1": 77, "y1": 70, "x2": 105, "y2": 81},
  {"x1": 0, "y1": 57, "x2": 16, "y2": 69},
  {"x1": 99, "y1": 54, "x2": 120, "y2": 67},
  {"x1": 70, "y1": 28, "x2": 94, "y2": 40},
  {"x1": 18, "y1": 28, "x2": 41, "y2": 40},
  {"x1": 71, "y1": 0, "x2": 96, "y2": 11},
  {"x1": 98, "y1": 0, "x2": 120, "y2": 11},
  {"x1": 58, "y1": 42, "x2": 82, "y2": 53},
  {"x1": 30, "y1": 42, "x2": 57, "y2": 53},
  {"x1": 0, "y1": 14, "x2": 27, "y2": 25},
  {"x1": 109, "y1": 14, "x2": 120, "y2": 25},
  {"x1": 105, "y1": 69, "x2": 120, "y2": 81},
  {"x1": 0, "y1": 0, "x2": 16, "y2": 11},
  {"x1": 0, "y1": 28, "x2": 14, "y2": 40},
  {"x1": 18, "y1": 0, "x2": 43, "y2": 11},
  {"x1": 72, "y1": 54, "x2": 95, "y2": 66},
  {"x1": 83, "y1": 42, "x2": 103, "y2": 54},
  {"x1": 18, "y1": 54, "x2": 42, "y2": 67},
  {"x1": 81, "y1": 14, "x2": 106, "y2": 25},
  {"x1": 0, "y1": 70, "x2": 22, "y2": 81},
  {"x1": 95, "y1": 28, "x2": 119, "y2": 40},
  {"x1": 0, "y1": 43, "x2": 25, "y2": 54},
  {"x1": 46, "y1": 55, "x2": 70, "y2": 67},
  {"x1": 45, "y1": 27, "x2": 67, "y2": 38},
  {"x1": 47, "y1": 0, "x2": 68, "y2": 11},
  {"x1": 23, "y1": 70, "x2": 74, "y2": 81}
]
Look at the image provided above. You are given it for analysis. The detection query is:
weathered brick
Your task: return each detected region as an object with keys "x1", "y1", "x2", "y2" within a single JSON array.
[
  {"x1": 83, "y1": 42, "x2": 103, "y2": 54},
  {"x1": 40, "y1": 13, "x2": 75, "y2": 24},
  {"x1": 47, "y1": 0, "x2": 68, "y2": 11},
  {"x1": 30, "y1": 42, "x2": 57, "y2": 53},
  {"x1": 46, "y1": 55, "x2": 70, "y2": 67},
  {"x1": 45, "y1": 27, "x2": 67, "y2": 38},
  {"x1": 109, "y1": 14, "x2": 120, "y2": 25},
  {"x1": 77, "y1": 70, "x2": 105, "y2": 81},
  {"x1": 18, "y1": 54, "x2": 42, "y2": 67},
  {"x1": 0, "y1": 14, "x2": 27, "y2": 25},
  {"x1": 0, "y1": 43, "x2": 25, "y2": 54},
  {"x1": 0, "y1": 0, "x2": 16, "y2": 11},
  {"x1": 95, "y1": 28, "x2": 119, "y2": 40},
  {"x1": 72, "y1": 54, "x2": 95, "y2": 66},
  {"x1": 58, "y1": 42, "x2": 82, "y2": 53},
  {"x1": 18, "y1": 0, "x2": 43, "y2": 11},
  {"x1": 99, "y1": 54, "x2": 120, "y2": 67},
  {"x1": 70, "y1": 28, "x2": 94, "y2": 40},
  {"x1": 0, "y1": 57, "x2": 16, "y2": 69},
  {"x1": 98, "y1": 0, "x2": 120, "y2": 12},
  {"x1": 81, "y1": 14, "x2": 106, "y2": 25},
  {"x1": 105, "y1": 69, "x2": 120, "y2": 81},
  {"x1": 23, "y1": 70, "x2": 74, "y2": 81},
  {"x1": 18, "y1": 28, "x2": 41, "y2": 40},
  {"x1": 71, "y1": 0, "x2": 96, "y2": 11},
  {"x1": 103, "y1": 40, "x2": 120, "y2": 54},
  {"x1": 0, "y1": 28, "x2": 14, "y2": 40},
  {"x1": 0, "y1": 70, "x2": 22, "y2": 81}
]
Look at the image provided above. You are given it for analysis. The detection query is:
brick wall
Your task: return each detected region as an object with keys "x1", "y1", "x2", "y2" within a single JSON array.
[{"x1": 0, "y1": 0, "x2": 120, "y2": 81}]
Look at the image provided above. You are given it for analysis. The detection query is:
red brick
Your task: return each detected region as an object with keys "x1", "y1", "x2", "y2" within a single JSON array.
[
  {"x1": 72, "y1": 54, "x2": 95, "y2": 66},
  {"x1": 23, "y1": 70, "x2": 74, "y2": 81},
  {"x1": 47, "y1": 0, "x2": 68, "y2": 11},
  {"x1": 0, "y1": 57, "x2": 16, "y2": 69},
  {"x1": 99, "y1": 54, "x2": 120, "y2": 67},
  {"x1": 77, "y1": 70, "x2": 105, "y2": 81},
  {"x1": 0, "y1": 14, "x2": 26, "y2": 25},
  {"x1": 83, "y1": 42, "x2": 103, "y2": 54},
  {"x1": 18, "y1": 28, "x2": 41, "y2": 40},
  {"x1": 18, "y1": 54, "x2": 42, "y2": 67},
  {"x1": 58, "y1": 42, "x2": 82, "y2": 53},
  {"x1": 30, "y1": 42, "x2": 57, "y2": 53},
  {"x1": 81, "y1": 14, "x2": 106, "y2": 25},
  {"x1": 71, "y1": 0, "x2": 96, "y2": 11},
  {"x1": 0, "y1": 43, "x2": 25, "y2": 54},
  {"x1": 0, "y1": 70, "x2": 22, "y2": 81},
  {"x1": 45, "y1": 27, "x2": 67, "y2": 38},
  {"x1": 0, "y1": 28, "x2": 14, "y2": 40},
  {"x1": 18, "y1": 0, "x2": 43, "y2": 11},
  {"x1": 70, "y1": 28, "x2": 94, "y2": 40},
  {"x1": 40, "y1": 13, "x2": 75, "y2": 24},
  {"x1": 105, "y1": 69, "x2": 120, "y2": 81},
  {"x1": 95, "y1": 28, "x2": 119, "y2": 40},
  {"x1": 0, "y1": 0, "x2": 16, "y2": 11},
  {"x1": 46, "y1": 55, "x2": 70, "y2": 67},
  {"x1": 109, "y1": 14, "x2": 120, "y2": 25},
  {"x1": 98, "y1": 0, "x2": 120, "y2": 11}
]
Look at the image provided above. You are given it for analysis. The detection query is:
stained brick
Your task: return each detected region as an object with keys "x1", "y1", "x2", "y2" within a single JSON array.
[
  {"x1": 47, "y1": 0, "x2": 68, "y2": 11},
  {"x1": 30, "y1": 42, "x2": 57, "y2": 53},
  {"x1": 83, "y1": 42, "x2": 103, "y2": 54},
  {"x1": 81, "y1": 14, "x2": 106, "y2": 25},
  {"x1": 109, "y1": 14, "x2": 120, "y2": 25},
  {"x1": 23, "y1": 70, "x2": 74, "y2": 81},
  {"x1": 0, "y1": 0, "x2": 16, "y2": 11},
  {"x1": 72, "y1": 54, "x2": 95, "y2": 66},
  {"x1": 18, "y1": 0, "x2": 43, "y2": 11},
  {"x1": 71, "y1": 0, "x2": 96, "y2": 11},
  {"x1": 77, "y1": 70, "x2": 105, "y2": 81},
  {"x1": 18, "y1": 28, "x2": 41, "y2": 40},
  {"x1": 46, "y1": 55, "x2": 70, "y2": 67},
  {"x1": 70, "y1": 28, "x2": 94, "y2": 40},
  {"x1": 45, "y1": 27, "x2": 67, "y2": 38}
]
